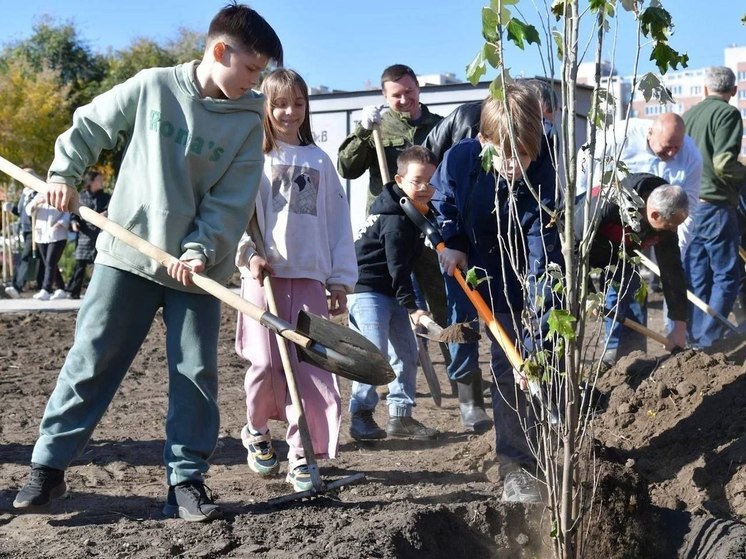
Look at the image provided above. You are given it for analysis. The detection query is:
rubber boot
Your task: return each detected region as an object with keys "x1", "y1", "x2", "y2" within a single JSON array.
[{"x1": 458, "y1": 372, "x2": 493, "y2": 433}]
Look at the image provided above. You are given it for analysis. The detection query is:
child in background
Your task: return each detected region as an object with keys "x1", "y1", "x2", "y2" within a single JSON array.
[
  {"x1": 347, "y1": 146, "x2": 439, "y2": 442},
  {"x1": 26, "y1": 184, "x2": 70, "y2": 301},
  {"x1": 431, "y1": 83, "x2": 563, "y2": 503},
  {"x1": 13, "y1": 3, "x2": 282, "y2": 522},
  {"x1": 235, "y1": 69, "x2": 357, "y2": 492},
  {"x1": 58, "y1": 169, "x2": 111, "y2": 299}
]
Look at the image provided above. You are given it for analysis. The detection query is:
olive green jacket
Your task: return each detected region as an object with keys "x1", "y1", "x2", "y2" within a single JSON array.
[
  {"x1": 683, "y1": 95, "x2": 746, "y2": 207},
  {"x1": 337, "y1": 104, "x2": 442, "y2": 204}
]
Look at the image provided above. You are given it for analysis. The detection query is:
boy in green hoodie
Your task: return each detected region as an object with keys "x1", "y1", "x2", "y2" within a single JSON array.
[{"x1": 13, "y1": 3, "x2": 282, "y2": 522}]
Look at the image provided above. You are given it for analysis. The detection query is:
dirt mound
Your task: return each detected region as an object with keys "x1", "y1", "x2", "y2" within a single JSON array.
[{"x1": 1, "y1": 301, "x2": 745, "y2": 558}]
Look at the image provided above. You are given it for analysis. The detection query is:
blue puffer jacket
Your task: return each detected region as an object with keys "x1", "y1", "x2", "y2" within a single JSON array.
[{"x1": 431, "y1": 137, "x2": 562, "y2": 314}]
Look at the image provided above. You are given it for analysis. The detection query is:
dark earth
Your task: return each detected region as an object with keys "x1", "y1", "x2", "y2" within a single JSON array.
[{"x1": 1, "y1": 291, "x2": 745, "y2": 558}]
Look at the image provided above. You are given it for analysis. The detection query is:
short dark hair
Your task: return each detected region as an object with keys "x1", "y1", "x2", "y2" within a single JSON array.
[
  {"x1": 396, "y1": 146, "x2": 437, "y2": 175},
  {"x1": 381, "y1": 64, "x2": 418, "y2": 89},
  {"x1": 208, "y1": 2, "x2": 283, "y2": 65},
  {"x1": 83, "y1": 169, "x2": 102, "y2": 188}
]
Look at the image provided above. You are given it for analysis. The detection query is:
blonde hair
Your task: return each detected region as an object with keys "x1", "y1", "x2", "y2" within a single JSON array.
[
  {"x1": 260, "y1": 68, "x2": 315, "y2": 154},
  {"x1": 479, "y1": 82, "x2": 543, "y2": 161}
]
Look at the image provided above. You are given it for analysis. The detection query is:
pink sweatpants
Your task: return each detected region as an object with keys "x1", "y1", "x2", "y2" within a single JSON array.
[{"x1": 235, "y1": 276, "x2": 341, "y2": 461}]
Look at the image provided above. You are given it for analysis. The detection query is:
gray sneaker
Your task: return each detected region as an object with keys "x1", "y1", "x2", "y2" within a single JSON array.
[
  {"x1": 163, "y1": 481, "x2": 221, "y2": 522},
  {"x1": 13, "y1": 463, "x2": 68, "y2": 509},
  {"x1": 501, "y1": 469, "x2": 542, "y2": 503}
]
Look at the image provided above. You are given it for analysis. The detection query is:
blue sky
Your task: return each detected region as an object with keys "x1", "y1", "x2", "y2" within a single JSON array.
[{"x1": 2, "y1": 1, "x2": 743, "y2": 91}]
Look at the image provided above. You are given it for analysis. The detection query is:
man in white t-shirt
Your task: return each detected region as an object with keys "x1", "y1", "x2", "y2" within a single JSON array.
[{"x1": 578, "y1": 113, "x2": 702, "y2": 254}]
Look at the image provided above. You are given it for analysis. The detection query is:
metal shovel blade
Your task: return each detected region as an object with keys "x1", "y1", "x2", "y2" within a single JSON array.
[{"x1": 295, "y1": 310, "x2": 395, "y2": 386}]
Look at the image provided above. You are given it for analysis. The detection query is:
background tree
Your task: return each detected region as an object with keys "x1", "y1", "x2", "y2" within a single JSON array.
[
  {"x1": 0, "y1": 16, "x2": 107, "y2": 110},
  {"x1": 0, "y1": 60, "x2": 71, "y2": 171}
]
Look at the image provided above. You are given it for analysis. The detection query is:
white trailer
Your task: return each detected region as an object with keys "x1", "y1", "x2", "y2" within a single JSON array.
[{"x1": 309, "y1": 80, "x2": 593, "y2": 234}]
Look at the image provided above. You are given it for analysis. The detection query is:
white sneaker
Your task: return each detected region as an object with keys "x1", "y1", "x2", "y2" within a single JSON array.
[
  {"x1": 50, "y1": 289, "x2": 70, "y2": 300},
  {"x1": 33, "y1": 289, "x2": 51, "y2": 301},
  {"x1": 4, "y1": 286, "x2": 20, "y2": 299},
  {"x1": 501, "y1": 469, "x2": 542, "y2": 504}
]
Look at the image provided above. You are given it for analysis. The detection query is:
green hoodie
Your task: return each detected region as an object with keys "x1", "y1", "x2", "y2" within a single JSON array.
[{"x1": 48, "y1": 61, "x2": 265, "y2": 291}]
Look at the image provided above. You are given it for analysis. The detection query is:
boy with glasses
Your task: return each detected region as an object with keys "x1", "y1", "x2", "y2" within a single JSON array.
[{"x1": 347, "y1": 146, "x2": 439, "y2": 442}]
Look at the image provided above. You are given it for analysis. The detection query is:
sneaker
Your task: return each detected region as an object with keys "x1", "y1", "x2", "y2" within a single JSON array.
[
  {"x1": 163, "y1": 481, "x2": 221, "y2": 522},
  {"x1": 386, "y1": 416, "x2": 437, "y2": 440},
  {"x1": 349, "y1": 410, "x2": 387, "y2": 441},
  {"x1": 4, "y1": 286, "x2": 20, "y2": 299},
  {"x1": 13, "y1": 463, "x2": 67, "y2": 509},
  {"x1": 240, "y1": 425, "x2": 279, "y2": 477},
  {"x1": 33, "y1": 289, "x2": 51, "y2": 301},
  {"x1": 50, "y1": 289, "x2": 70, "y2": 300},
  {"x1": 501, "y1": 469, "x2": 542, "y2": 504},
  {"x1": 286, "y1": 459, "x2": 314, "y2": 493}
]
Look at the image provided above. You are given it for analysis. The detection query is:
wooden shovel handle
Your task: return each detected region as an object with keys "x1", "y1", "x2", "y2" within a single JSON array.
[
  {"x1": 247, "y1": 217, "x2": 324, "y2": 490},
  {"x1": 0, "y1": 156, "x2": 313, "y2": 348},
  {"x1": 619, "y1": 315, "x2": 668, "y2": 347},
  {"x1": 634, "y1": 249, "x2": 738, "y2": 333},
  {"x1": 371, "y1": 125, "x2": 392, "y2": 184}
]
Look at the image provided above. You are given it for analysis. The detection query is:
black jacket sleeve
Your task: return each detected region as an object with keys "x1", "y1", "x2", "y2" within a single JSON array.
[{"x1": 653, "y1": 233, "x2": 687, "y2": 322}]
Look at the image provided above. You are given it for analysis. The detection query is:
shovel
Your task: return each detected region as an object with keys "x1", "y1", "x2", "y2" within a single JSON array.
[
  {"x1": 602, "y1": 307, "x2": 670, "y2": 348},
  {"x1": 246, "y1": 219, "x2": 364, "y2": 505},
  {"x1": 398, "y1": 196, "x2": 559, "y2": 421},
  {"x1": 0, "y1": 156, "x2": 394, "y2": 386},
  {"x1": 634, "y1": 249, "x2": 739, "y2": 334},
  {"x1": 371, "y1": 126, "x2": 441, "y2": 405},
  {"x1": 417, "y1": 315, "x2": 481, "y2": 344}
]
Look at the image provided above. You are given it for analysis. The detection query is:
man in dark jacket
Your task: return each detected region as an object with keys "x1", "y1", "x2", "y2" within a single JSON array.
[
  {"x1": 683, "y1": 66, "x2": 746, "y2": 348},
  {"x1": 578, "y1": 173, "x2": 689, "y2": 362},
  {"x1": 337, "y1": 64, "x2": 448, "y2": 391}
]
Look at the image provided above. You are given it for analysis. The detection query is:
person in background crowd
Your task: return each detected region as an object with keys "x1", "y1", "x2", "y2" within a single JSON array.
[
  {"x1": 53, "y1": 169, "x2": 111, "y2": 300},
  {"x1": 683, "y1": 66, "x2": 746, "y2": 348}
]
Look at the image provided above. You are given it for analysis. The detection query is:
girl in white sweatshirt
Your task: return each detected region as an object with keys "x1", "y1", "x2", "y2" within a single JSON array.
[{"x1": 235, "y1": 69, "x2": 357, "y2": 492}]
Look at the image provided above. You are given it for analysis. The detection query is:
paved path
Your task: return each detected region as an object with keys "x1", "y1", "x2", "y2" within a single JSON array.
[{"x1": 0, "y1": 296, "x2": 83, "y2": 314}]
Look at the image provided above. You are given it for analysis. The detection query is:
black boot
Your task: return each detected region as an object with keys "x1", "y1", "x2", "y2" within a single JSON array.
[
  {"x1": 350, "y1": 410, "x2": 387, "y2": 441},
  {"x1": 458, "y1": 372, "x2": 493, "y2": 433}
]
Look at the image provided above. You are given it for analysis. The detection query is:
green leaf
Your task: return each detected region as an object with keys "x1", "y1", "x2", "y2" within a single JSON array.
[
  {"x1": 481, "y1": 7, "x2": 500, "y2": 42},
  {"x1": 650, "y1": 43, "x2": 689, "y2": 73},
  {"x1": 464, "y1": 267, "x2": 491, "y2": 288},
  {"x1": 491, "y1": 0, "x2": 518, "y2": 7},
  {"x1": 479, "y1": 140, "x2": 498, "y2": 172},
  {"x1": 483, "y1": 42, "x2": 502, "y2": 69},
  {"x1": 640, "y1": 7, "x2": 671, "y2": 42},
  {"x1": 506, "y1": 18, "x2": 541, "y2": 50},
  {"x1": 638, "y1": 72, "x2": 674, "y2": 103},
  {"x1": 547, "y1": 309, "x2": 577, "y2": 341},
  {"x1": 634, "y1": 281, "x2": 648, "y2": 307},
  {"x1": 466, "y1": 50, "x2": 487, "y2": 86},
  {"x1": 550, "y1": 0, "x2": 567, "y2": 21},
  {"x1": 589, "y1": 0, "x2": 614, "y2": 17},
  {"x1": 551, "y1": 29, "x2": 564, "y2": 59},
  {"x1": 488, "y1": 74, "x2": 507, "y2": 102},
  {"x1": 619, "y1": 0, "x2": 638, "y2": 12}
]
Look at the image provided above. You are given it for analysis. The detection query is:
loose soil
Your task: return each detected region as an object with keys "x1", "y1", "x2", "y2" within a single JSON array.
[{"x1": 0, "y1": 292, "x2": 744, "y2": 558}]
